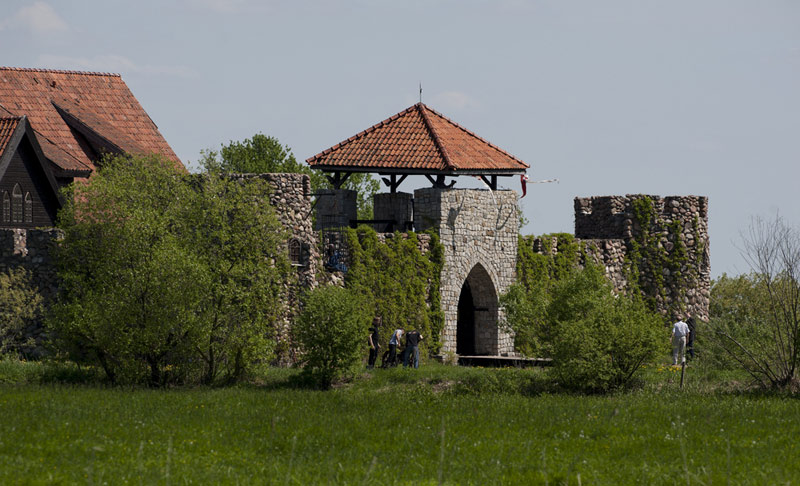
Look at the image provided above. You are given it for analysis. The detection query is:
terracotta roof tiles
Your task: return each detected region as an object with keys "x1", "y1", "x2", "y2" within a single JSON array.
[
  {"x1": 0, "y1": 116, "x2": 21, "y2": 156},
  {"x1": 0, "y1": 67, "x2": 180, "y2": 175},
  {"x1": 307, "y1": 103, "x2": 528, "y2": 174}
]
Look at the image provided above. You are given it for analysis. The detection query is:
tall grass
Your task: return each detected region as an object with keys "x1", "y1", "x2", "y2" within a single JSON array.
[{"x1": 0, "y1": 360, "x2": 798, "y2": 484}]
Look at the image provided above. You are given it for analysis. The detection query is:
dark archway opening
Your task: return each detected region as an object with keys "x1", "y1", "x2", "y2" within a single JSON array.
[{"x1": 457, "y1": 280, "x2": 475, "y2": 355}]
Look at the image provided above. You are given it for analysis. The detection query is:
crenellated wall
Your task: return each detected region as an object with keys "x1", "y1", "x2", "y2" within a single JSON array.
[{"x1": 570, "y1": 194, "x2": 710, "y2": 321}]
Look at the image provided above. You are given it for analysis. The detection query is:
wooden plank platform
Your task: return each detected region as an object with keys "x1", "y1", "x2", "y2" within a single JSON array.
[{"x1": 434, "y1": 355, "x2": 552, "y2": 368}]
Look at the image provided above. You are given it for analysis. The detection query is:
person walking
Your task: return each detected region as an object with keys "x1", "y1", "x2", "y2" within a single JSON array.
[
  {"x1": 367, "y1": 317, "x2": 381, "y2": 369},
  {"x1": 403, "y1": 329, "x2": 423, "y2": 369},
  {"x1": 387, "y1": 328, "x2": 404, "y2": 367},
  {"x1": 671, "y1": 318, "x2": 691, "y2": 365}
]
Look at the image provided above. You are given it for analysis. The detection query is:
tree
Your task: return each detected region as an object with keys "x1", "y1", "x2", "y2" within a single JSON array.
[
  {"x1": 50, "y1": 154, "x2": 290, "y2": 385},
  {"x1": 547, "y1": 265, "x2": 664, "y2": 392},
  {"x1": 183, "y1": 172, "x2": 290, "y2": 383},
  {"x1": 294, "y1": 286, "x2": 369, "y2": 389},
  {"x1": 503, "y1": 263, "x2": 664, "y2": 392},
  {"x1": 0, "y1": 268, "x2": 43, "y2": 356},
  {"x1": 199, "y1": 133, "x2": 380, "y2": 219},
  {"x1": 709, "y1": 215, "x2": 800, "y2": 389}
]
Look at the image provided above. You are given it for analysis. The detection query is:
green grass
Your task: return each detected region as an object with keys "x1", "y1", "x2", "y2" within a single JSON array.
[{"x1": 1, "y1": 360, "x2": 799, "y2": 484}]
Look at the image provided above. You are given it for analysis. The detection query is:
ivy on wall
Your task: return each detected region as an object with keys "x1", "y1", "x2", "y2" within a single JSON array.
[
  {"x1": 625, "y1": 196, "x2": 701, "y2": 319},
  {"x1": 343, "y1": 227, "x2": 445, "y2": 354},
  {"x1": 515, "y1": 233, "x2": 585, "y2": 292}
]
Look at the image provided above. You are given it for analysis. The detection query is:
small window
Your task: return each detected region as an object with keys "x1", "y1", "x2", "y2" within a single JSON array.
[
  {"x1": 11, "y1": 184, "x2": 22, "y2": 223},
  {"x1": 24, "y1": 192, "x2": 32, "y2": 223},
  {"x1": 2, "y1": 192, "x2": 9, "y2": 222},
  {"x1": 289, "y1": 239, "x2": 303, "y2": 265}
]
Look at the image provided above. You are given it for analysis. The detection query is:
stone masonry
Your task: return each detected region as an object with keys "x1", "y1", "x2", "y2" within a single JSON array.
[
  {"x1": 414, "y1": 188, "x2": 519, "y2": 355},
  {"x1": 573, "y1": 194, "x2": 710, "y2": 321}
]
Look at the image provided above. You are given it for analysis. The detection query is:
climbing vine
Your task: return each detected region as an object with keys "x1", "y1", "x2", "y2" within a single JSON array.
[
  {"x1": 343, "y1": 227, "x2": 445, "y2": 354},
  {"x1": 515, "y1": 233, "x2": 585, "y2": 292},
  {"x1": 625, "y1": 196, "x2": 700, "y2": 319}
]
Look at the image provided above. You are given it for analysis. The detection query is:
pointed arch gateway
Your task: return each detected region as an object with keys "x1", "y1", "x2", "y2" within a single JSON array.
[{"x1": 457, "y1": 263, "x2": 500, "y2": 355}]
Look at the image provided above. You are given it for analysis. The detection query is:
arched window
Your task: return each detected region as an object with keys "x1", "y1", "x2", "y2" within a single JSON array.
[
  {"x1": 11, "y1": 184, "x2": 22, "y2": 223},
  {"x1": 24, "y1": 192, "x2": 32, "y2": 223},
  {"x1": 2, "y1": 192, "x2": 9, "y2": 222},
  {"x1": 289, "y1": 239, "x2": 302, "y2": 265}
]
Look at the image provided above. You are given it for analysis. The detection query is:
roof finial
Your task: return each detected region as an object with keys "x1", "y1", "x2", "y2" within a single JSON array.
[{"x1": 419, "y1": 82, "x2": 422, "y2": 104}]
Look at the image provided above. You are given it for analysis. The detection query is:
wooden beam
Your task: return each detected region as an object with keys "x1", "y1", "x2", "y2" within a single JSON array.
[
  {"x1": 479, "y1": 175, "x2": 497, "y2": 191},
  {"x1": 325, "y1": 172, "x2": 352, "y2": 189}
]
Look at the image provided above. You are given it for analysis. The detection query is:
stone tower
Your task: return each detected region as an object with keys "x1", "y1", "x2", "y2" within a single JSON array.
[{"x1": 414, "y1": 188, "x2": 519, "y2": 355}]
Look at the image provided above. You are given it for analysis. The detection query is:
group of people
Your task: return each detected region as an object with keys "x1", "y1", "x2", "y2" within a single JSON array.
[
  {"x1": 671, "y1": 316, "x2": 696, "y2": 365},
  {"x1": 367, "y1": 317, "x2": 424, "y2": 369}
]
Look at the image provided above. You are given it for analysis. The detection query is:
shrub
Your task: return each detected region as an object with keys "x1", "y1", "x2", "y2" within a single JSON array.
[
  {"x1": 50, "y1": 155, "x2": 289, "y2": 386},
  {"x1": 548, "y1": 265, "x2": 665, "y2": 392},
  {"x1": 706, "y1": 216, "x2": 800, "y2": 389},
  {"x1": 295, "y1": 286, "x2": 369, "y2": 388},
  {"x1": 0, "y1": 268, "x2": 43, "y2": 357}
]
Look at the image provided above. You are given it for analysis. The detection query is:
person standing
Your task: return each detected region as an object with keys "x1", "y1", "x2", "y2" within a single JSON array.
[
  {"x1": 671, "y1": 318, "x2": 691, "y2": 365},
  {"x1": 403, "y1": 329, "x2": 423, "y2": 368},
  {"x1": 367, "y1": 317, "x2": 381, "y2": 369},
  {"x1": 686, "y1": 316, "x2": 696, "y2": 360},
  {"x1": 387, "y1": 328, "x2": 404, "y2": 367}
]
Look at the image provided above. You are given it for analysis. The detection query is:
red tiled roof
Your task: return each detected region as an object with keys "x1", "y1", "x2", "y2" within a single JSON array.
[
  {"x1": 306, "y1": 103, "x2": 529, "y2": 174},
  {"x1": 0, "y1": 116, "x2": 21, "y2": 156},
  {"x1": 0, "y1": 67, "x2": 180, "y2": 175}
]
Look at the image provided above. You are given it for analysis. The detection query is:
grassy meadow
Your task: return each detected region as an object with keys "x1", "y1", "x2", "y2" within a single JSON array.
[{"x1": 1, "y1": 360, "x2": 799, "y2": 485}]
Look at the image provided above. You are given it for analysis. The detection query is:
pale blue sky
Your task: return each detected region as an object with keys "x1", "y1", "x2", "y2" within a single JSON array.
[{"x1": 2, "y1": 0, "x2": 798, "y2": 277}]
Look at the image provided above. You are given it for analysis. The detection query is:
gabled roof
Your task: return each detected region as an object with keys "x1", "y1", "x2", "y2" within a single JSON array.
[
  {"x1": 0, "y1": 67, "x2": 180, "y2": 177},
  {"x1": 306, "y1": 103, "x2": 529, "y2": 175},
  {"x1": 0, "y1": 115, "x2": 61, "y2": 204},
  {"x1": 0, "y1": 116, "x2": 21, "y2": 156}
]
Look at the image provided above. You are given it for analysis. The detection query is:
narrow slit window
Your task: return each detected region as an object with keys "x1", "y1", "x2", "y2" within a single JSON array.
[
  {"x1": 11, "y1": 184, "x2": 22, "y2": 223},
  {"x1": 24, "y1": 192, "x2": 32, "y2": 223},
  {"x1": 2, "y1": 192, "x2": 9, "y2": 222},
  {"x1": 289, "y1": 239, "x2": 302, "y2": 265}
]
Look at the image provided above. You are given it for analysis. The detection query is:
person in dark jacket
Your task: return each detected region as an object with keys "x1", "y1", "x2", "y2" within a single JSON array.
[
  {"x1": 367, "y1": 317, "x2": 381, "y2": 369},
  {"x1": 686, "y1": 316, "x2": 696, "y2": 360},
  {"x1": 403, "y1": 329, "x2": 423, "y2": 369}
]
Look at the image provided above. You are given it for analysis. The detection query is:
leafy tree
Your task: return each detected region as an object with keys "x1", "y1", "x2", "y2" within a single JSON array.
[
  {"x1": 183, "y1": 172, "x2": 290, "y2": 383},
  {"x1": 547, "y1": 265, "x2": 664, "y2": 392},
  {"x1": 200, "y1": 133, "x2": 380, "y2": 219},
  {"x1": 0, "y1": 268, "x2": 43, "y2": 356},
  {"x1": 50, "y1": 155, "x2": 289, "y2": 385},
  {"x1": 294, "y1": 286, "x2": 369, "y2": 388},
  {"x1": 503, "y1": 258, "x2": 664, "y2": 392},
  {"x1": 708, "y1": 215, "x2": 800, "y2": 389}
]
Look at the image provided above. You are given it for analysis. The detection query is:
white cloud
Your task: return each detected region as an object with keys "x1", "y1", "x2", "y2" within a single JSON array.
[
  {"x1": 36, "y1": 54, "x2": 197, "y2": 78},
  {"x1": 430, "y1": 91, "x2": 477, "y2": 110},
  {"x1": 1, "y1": 2, "x2": 68, "y2": 34}
]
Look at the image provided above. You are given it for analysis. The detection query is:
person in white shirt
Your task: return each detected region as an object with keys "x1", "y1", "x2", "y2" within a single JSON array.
[
  {"x1": 387, "y1": 328, "x2": 404, "y2": 367},
  {"x1": 671, "y1": 318, "x2": 691, "y2": 365}
]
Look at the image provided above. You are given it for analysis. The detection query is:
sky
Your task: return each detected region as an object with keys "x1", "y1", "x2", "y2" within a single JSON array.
[{"x1": 2, "y1": 0, "x2": 798, "y2": 278}]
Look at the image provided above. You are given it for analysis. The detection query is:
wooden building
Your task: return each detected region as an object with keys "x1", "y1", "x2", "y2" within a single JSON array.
[{"x1": 0, "y1": 67, "x2": 180, "y2": 228}]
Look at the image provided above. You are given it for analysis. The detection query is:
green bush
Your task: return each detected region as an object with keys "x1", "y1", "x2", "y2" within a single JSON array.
[
  {"x1": 295, "y1": 286, "x2": 369, "y2": 388},
  {"x1": 0, "y1": 268, "x2": 43, "y2": 357},
  {"x1": 548, "y1": 265, "x2": 665, "y2": 392},
  {"x1": 50, "y1": 155, "x2": 289, "y2": 386}
]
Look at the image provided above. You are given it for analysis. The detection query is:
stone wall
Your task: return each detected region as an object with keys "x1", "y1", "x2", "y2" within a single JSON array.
[
  {"x1": 414, "y1": 188, "x2": 518, "y2": 355},
  {"x1": 573, "y1": 194, "x2": 710, "y2": 321},
  {"x1": 227, "y1": 173, "x2": 319, "y2": 362},
  {"x1": 0, "y1": 228, "x2": 62, "y2": 355}
]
